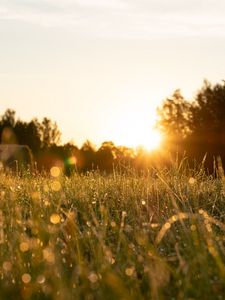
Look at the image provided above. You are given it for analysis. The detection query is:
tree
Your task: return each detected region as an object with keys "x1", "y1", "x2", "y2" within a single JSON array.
[
  {"x1": 157, "y1": 80, "x2": 225, "y2": 170},
  {"x1": 186, "y1": 80, "x2": 225, "y2": 168},
  {"x1": 95, "y1": 141, "x2": 116, "y2": 172},
  {"x1": 189, "y1": 80, "x2": 225, "y2": 144},
  {"x1": 156, "y1": 89, "x2": 191, "y2": 155},
  {"x1": 40, "y1": 117, "x2": 61, "y2": 148},
  {"x1": 79, "y1": 140, "x2": 96, "y2": 171},
  {"x1": 0, "y1": 109, "x2": 17, "y2": 144},
  {"x1": 14, "y1": 119, "x2": 42, "y2": 153},
  {"x1": 0, "y1": 109, "x2": 16, "y2": 127}
]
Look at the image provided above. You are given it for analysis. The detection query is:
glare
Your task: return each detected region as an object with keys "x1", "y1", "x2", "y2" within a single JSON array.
[
  {"x1": 110, "y1": 103, "x2": 162, "y2": 150},
  {"x1": 115, "y1": 126, "x2": 162, "y2": 151},
  {"x1": 142, "y1": 129, "x2": 162, "y2": 151}
]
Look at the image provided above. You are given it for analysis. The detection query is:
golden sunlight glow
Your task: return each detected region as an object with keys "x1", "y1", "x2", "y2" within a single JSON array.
[
  {"x1": 120, "y1": 127, "x2": 162, "y2": 151},
  {"x1": 111, "y1": 104, "x2": 162, "y2": 151},
  {"x1": 143, "y1": 129, "x2": 162, "y2": 151}
]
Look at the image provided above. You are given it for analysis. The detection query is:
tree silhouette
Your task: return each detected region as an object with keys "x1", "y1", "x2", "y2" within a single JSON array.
[
  {"x1": 14, "y1": 119, "x2": 42, "y2": 153},
  {"x1": 189, "y1": 80, "x2": 225, "y2": 143},
  {"x1": 0, "y1": 109, "x2": 63, "y2": 170},
  {"x1": 157, "y1": 80, "x2": 225, "y2": 170},
  {"x1": 0, "y1": 109, "x2": 17, "y2": 144},
  {"x1": 0, "y1": 109, "x2": 16, "y2": 127},
  {"x1": 79, "y1": 140, "x2": 96, "y2": 171},
  {"x1": 40, "y1": 117, "x2": 61, "y2": 148},
  {"x1": 186, "y1": 80, "x2": 225, "y2": 169},
  {"x1": 95, "y1": 141, "x2": 116, "y2": 172},
  {"x1": 156, "y1": 89, "x2": 191, "y2": 154}
]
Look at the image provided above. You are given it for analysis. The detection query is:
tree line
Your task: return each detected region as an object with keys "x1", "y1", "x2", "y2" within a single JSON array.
[
  {"x1": 0, "y1": 109, "x2": 155, "y2": 174},
  {"x1": 1, "y1": 79, "x2": 224, "y2": 173},
  {"x1": 157, "y1": 79, "x2": 225, "y2": 171}
]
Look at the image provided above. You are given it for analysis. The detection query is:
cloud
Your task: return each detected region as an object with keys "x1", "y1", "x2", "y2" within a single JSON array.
[
  {"x1": 0, "y1": 0, "x2": 225, "y2": 39},
  {"x1": 75, "y1": 0, "x2": 129, "y2": 9}
]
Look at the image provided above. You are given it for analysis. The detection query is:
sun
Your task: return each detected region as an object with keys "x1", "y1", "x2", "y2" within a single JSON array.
[
  {"x1": 105, "y1": 97, "x2": 163, "y2": 150},
  {"x1": 126, "y1": 127, "x2": 162, "y2": 151},
  {"x1": 112, "y1": 115, "x2": 162, "y2": 151},
  {"x1": 141, "y1": 129, "x2": 162, "y2": 151}
]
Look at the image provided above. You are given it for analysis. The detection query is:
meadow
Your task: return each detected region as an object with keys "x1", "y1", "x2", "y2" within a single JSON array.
[{"x1": 0, "y1": 161, "x2": 225, "y2": 300}]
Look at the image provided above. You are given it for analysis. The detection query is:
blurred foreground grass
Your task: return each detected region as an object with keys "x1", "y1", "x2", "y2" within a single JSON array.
[{"x1": 0, "y1": 163, "x2": 225, "y2": 300}]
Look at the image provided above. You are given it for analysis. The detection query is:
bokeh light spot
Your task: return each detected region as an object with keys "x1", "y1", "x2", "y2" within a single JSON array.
[
  {"x1": 3, "y1": 261, "x2": 12, "y2": 272},
  {"x1": 50, "y1": 166, "x2": 61, "y2": 178},
  {"x1": 88, "y1": 272, "x2": 98, "y2": 283},
  {"x1": 125, "y1": 267, "x2": 135, "y2": 276},
  {"x1": 67, "y1": 156, "x2": 77, "y2": 165},
  {"x1": 22, "y1": 273, "x2": 31, "y2": 284},
  {"x1": 50, "y1": 180, "x2": 61, "y2": 192},
  {"x1": 37, "y1": 275, "x2": 46, "y2": 284},
  {"x1": 20, "y1": 242, "x2": 29, "y2": 252},
  {"x1": 43, "y1": 247, "x2": 55, "y2": 264},
  {"x1": 50, "y1": 214, "x2": 61, "y2": 225},
  {"x1": 189, "y1": 177, "x2": 196, "y2": 185}
]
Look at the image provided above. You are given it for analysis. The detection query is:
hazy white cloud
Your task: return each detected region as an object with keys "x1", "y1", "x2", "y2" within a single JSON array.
[
  {"x1": 75, "y1": 0, "x2": 129, "y2": 9},
  {"x1": 0, "y1": 0, "x2": 225, "y2": 39}
]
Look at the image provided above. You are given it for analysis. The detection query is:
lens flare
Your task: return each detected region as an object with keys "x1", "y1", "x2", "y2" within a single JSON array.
[{"x1": 66, "y1": 156, "x2": 77, "y2": 166}]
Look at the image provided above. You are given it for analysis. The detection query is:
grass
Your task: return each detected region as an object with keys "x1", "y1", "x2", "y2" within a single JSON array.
[{"x1": 0, "y1": 161, "x2": 225, "y2": 300}]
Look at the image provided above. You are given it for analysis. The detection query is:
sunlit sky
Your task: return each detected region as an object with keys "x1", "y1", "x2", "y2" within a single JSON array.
[{"x1": 1, "y1": 0, "x2": 225, "y2": 148}]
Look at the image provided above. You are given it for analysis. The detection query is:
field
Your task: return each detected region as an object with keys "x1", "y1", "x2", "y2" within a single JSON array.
[{"x1": 0, "y1": 162, "x2": 225, "y2": 300}]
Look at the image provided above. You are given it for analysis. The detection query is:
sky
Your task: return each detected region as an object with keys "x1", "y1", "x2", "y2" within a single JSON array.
[{"x1": 0, "y1": 0, "x2": 225, "y2": 148}]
